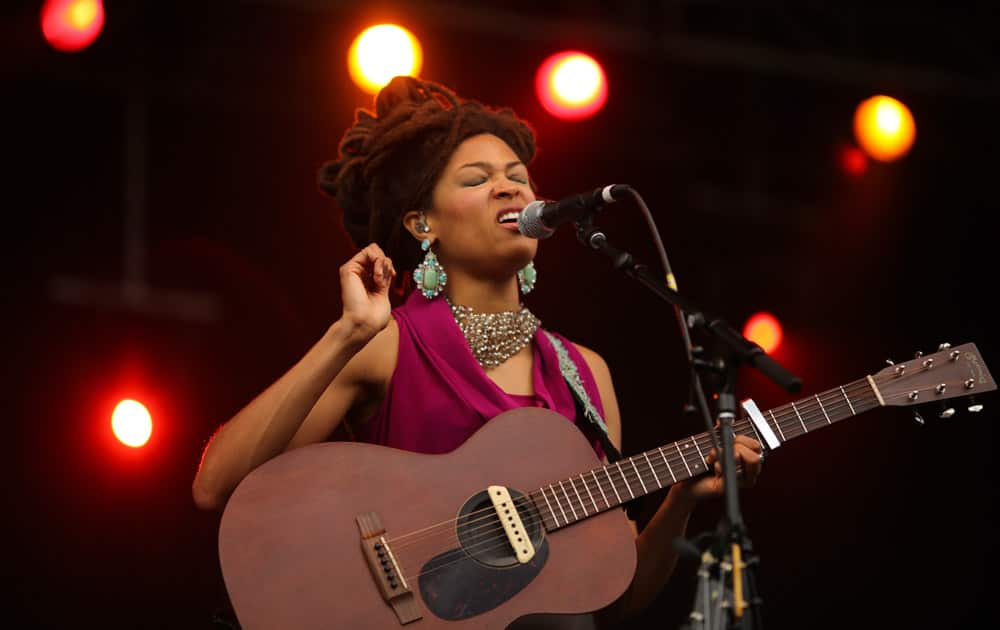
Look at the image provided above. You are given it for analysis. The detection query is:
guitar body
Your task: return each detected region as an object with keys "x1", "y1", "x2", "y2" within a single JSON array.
[{"x1": 219, "y1": 408, "x2": 638, "y2": 629}]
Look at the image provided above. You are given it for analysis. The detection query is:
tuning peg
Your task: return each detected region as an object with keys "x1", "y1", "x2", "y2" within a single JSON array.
[
  {"x1": 967, "y1": 396, "x2": 984, "y2": 413},
  {"x1": 938, "y1": 343, "x2": 952, "y2": 351},
  {"x1": 914, "y1": 350, "x2": 924, "y2": 358},
  {"x1": 938, "y1": 403, "x2": 956, "y2": 419},
  {"x1": 913, "y1": 410, "x2": 925, "y2": 425}
]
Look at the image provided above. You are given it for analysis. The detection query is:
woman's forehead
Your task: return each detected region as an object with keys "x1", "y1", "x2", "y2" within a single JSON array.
[{"x1": 447, "y1": 134, "x2": 521, "y2": 166}]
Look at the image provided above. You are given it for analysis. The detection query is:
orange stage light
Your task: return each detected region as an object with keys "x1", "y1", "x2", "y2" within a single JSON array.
[
  {"x1": 348, "y1": 24, "x2": 423, "y2": 94},
  {"x1": 853, "y1": 95, "x2": 916, "y2": 162},
  {"x1": 743, "y1": 312, "x2": 783, "y2": 354},
  {"x1": 535, "y1": 51, "x2": 608, "y2": 121},
  {"x1": 41, "y1": 0, "x2": 105, "y2": 52}
]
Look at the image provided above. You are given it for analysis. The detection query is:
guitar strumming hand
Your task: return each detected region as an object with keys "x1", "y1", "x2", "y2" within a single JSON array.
[{"x1": 218, "y1": 342, "x2": 995, "y2": 630}]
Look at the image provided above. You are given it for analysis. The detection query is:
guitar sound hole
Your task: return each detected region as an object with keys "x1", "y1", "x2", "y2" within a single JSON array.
[{"x1": 456, "y1": 489, "x2": 545, "y2": 568}]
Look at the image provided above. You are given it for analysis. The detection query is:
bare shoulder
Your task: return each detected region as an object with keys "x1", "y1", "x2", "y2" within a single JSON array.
[{"x1": 570, "y1": 341, "x2": 613, "y2": 382}]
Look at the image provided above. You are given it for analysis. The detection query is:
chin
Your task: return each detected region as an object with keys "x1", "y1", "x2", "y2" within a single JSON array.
[{"x1": 508, "y1": 239, "x2": 538, "y2": 268}]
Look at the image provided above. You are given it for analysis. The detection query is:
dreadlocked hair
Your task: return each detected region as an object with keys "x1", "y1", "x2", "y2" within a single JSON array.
[{"x1": 318, "y1": 75, "x2": 537, "y2": 273}]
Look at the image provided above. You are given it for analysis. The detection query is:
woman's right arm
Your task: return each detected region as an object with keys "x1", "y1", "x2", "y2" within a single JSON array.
[{"x1": 191, "y1": 244, "x2": 397, "y2": 512}]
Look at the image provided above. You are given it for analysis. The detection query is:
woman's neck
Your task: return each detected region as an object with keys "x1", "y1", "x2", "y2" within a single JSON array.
[{"x1": 444, "y1": 272, "x2": 521, "y2": 313}]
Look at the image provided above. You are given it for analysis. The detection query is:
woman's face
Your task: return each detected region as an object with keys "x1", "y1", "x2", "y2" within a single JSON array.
[{"x1": 427, "y1": 133, "x2": 538, "y2": 280}]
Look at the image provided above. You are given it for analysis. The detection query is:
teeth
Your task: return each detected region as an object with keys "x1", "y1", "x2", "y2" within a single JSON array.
[{"x1": 498, "y1": 211, "x2": 519, "y2": 223}]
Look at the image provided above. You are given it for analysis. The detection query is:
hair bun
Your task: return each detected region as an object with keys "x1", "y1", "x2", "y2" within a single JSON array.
[{"x1": 374, "y1": 76, "x2": 437, "y2": 119}]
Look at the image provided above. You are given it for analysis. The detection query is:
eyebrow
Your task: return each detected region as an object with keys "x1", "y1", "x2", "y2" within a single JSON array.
[{"x1": 457, "y1": 160, "x2": 525, "y2": 171}]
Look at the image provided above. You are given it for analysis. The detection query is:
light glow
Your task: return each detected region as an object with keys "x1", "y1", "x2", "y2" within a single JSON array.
[
  {"x1": 348, "y1": 24, "x2": 423, "y2": 94},
  {"x1": 41, "y1": 0, "x2": 105, "y2": 52},
  {"x1": 853, "y1": 95, "x2": 916, "y2": 162},
  {"x1": 743, "y1": 312, "x2": 783, "y2": 354},
  {"x1": 535, "y1": 51, "x2": 608, "y2": 121},
  {"x1": 111, "y1": 399, "x2": 152, "y2": 448}
]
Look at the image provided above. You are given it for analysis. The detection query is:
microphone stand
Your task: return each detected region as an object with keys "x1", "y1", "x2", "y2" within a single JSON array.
[{"x1": 573, "y1": 217, "x2": 801, "y2": 630}]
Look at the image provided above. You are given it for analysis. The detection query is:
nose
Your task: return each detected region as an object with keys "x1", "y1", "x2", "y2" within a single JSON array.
[{"x1": 493, "y1": 180, "x2": 521, "y2": 200}]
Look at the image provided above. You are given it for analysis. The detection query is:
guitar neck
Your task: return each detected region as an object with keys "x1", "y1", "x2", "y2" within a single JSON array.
[{"x1": 529, "y1": 377, "x2": 880, "y2": 531}]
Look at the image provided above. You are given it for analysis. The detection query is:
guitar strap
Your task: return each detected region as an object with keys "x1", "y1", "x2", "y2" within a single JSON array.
[
  {"x1": 543, "y1": 331, "x2": 623, "y2": 463},
  {"x1": 545, "y1": 333, "x2": 646, "y2": 521}
]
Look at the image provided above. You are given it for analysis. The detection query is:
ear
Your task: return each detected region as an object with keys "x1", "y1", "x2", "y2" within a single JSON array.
[{"x1": 402, "y1": 210, "x2": 435, "y2": 242}]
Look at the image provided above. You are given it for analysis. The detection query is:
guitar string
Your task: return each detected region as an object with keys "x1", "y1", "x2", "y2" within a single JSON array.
[
  {"x1": 399, "y1": 390, "x2": 862, "y2": 567},
  {"x1": 389, "y1": 385, "x2": 881, "y2": 565},
  {"x1": 391, "y1": 385, "x2": 880, "y2": 562},
  {"x1": 390, "y1": 363, "x2": 951, "y2": 551},
  {"x1": 397, "y1": 374, "x2": 955, "y2": 581},
  {"x1": 397, "y1": 386, "x2": 892, "y2": 582},
  {"x1": 401, "y1": 382, "x2": 895, "y2": 577},
  {"x1": 387, "y1": 381, "x2": 878, "y2": 553}
]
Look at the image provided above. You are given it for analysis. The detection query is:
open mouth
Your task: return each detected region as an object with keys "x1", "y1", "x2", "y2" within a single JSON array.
[{"x1": 497, "y1": 210, "x2": 520, "y2": 225}]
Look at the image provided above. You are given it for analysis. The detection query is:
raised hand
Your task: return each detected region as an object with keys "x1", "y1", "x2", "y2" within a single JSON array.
[{"x1": 338, "y1": 243, "x2": 396, "y2": 342}]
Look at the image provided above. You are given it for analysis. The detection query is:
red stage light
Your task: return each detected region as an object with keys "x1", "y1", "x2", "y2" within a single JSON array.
[
  {"x1": 535, "y1": 51, "x2": 608, "y2": 121},
  {"x1": 41, "y1": 0, "x2": 105, "y2": 52},
  {"x1": 111, "y1": 399, "x2": 152, "y2": 448},
  {"x1": 838, "y1": 144, "x2": 869, "y2": 177},
  {"x1": 743, "y1": 312, "x2": 783, "y2": 354}
]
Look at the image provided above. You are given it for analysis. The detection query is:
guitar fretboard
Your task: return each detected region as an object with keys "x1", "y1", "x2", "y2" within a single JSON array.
[{"x1": 529, "y1": 377, "x2": 881, "y2": 531}]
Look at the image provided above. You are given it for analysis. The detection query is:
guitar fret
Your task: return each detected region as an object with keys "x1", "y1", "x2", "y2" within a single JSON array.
[
  {"x1": 658, "y1": 448, "x2": 678, "y2": 483},
  {"x1": 592, "y1": 470, "x2": 611, "y2": 508},
  {"x1": 549, "y1": 484, "x2": 568, "y2": 525},
  {"x1": 643, "y1": 452, "x2": 663, "y2": 488},
  {"x1": 815, "y1": 394, "x2": 832, "y2": 424},
  {"x1": 569, "y1": 478, "x2": 587, "y2": 517},
  {"x1": 674, "y1": 442, "x2": 692, "y2": 477},
  {"x1": 603, "y1": 468, "x2": 623, "y2": 505},
  {"x1": 769, "y1": 410, "x2": 787, "y2": 441},
  {"x1": 615, "y1": 461, "x2": 635, "y2": 499},
  {"x1": 580, "y1": 474, "x2": 599, "y2": 514},
  {"x1": 558, "y1": 481, "x2": 578, "y2": 521},
  {"x1": 791, "y1": 401, "x2": 808, "y2": 433},
  {"x1": 839, "y1": 386, "x2": 856, "y2": 415},
  {"x1": 629, "y1": 459, "x2": 648, "y2": 494},
  {"x1": 540, "y1": 486, "x2": 559, "y2": 527},
  {"x1": 744, "y1": 418, "x2": 764, "y2": 445},
  {"x1": 691, "y1": 437, "x2": 708, "y2": 470}
]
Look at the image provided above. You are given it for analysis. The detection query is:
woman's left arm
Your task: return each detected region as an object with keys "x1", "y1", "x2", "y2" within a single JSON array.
[{"x1": 573, "y1": 344, "x2": 764, "y2": 620}]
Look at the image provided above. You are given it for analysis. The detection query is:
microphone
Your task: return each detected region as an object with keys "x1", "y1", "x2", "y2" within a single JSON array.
[{"x1": 517, "y1": 184, "x2": 631, "y2": 239}]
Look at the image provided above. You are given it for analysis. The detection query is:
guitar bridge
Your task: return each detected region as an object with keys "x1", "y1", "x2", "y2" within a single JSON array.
[{"x1": 357, "y1": 512, "x2": 422, "y2": 625}]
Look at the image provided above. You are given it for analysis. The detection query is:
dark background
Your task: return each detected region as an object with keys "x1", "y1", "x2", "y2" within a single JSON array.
[{"x1": 6, "y1": 1, "x2": 998, "y2": 628}]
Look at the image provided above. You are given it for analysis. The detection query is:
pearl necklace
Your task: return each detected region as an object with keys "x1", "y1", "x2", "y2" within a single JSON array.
[{"x1": 446, "y1": 297, "x2": 540, "y2": 368}]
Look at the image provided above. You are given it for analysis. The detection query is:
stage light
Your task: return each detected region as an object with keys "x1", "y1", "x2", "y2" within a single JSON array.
[
  {"x1": 743, "y1": 312, "x2": 783, "y2": 354},
  {"x1": 838, "y1": 144, "x2": 869, "y2": 177},
  {"x1": 348, "y1": 24, "x2": 423, "y2": 94},
  {"x1": 535, "y1": 51, "x2": 608, "y2": 121},
  {"x1": 853, "y1": 95, "x2": 916, "y2": 162},
  {"x1": 40, "y1": 0, "x2": 105, "y2": 52},
  {"x1": 111, "y1": 399, "x2": 152, "y2": 448}
]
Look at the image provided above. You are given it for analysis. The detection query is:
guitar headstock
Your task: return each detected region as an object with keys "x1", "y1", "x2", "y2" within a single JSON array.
[{"x1": 874, "y1": 342, "x2": 996, "y2": 421}]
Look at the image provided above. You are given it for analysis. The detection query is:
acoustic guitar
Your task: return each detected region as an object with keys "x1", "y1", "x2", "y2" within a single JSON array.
[{"x1": 219, "y1": 342, "x2": 994, "y2": 629}]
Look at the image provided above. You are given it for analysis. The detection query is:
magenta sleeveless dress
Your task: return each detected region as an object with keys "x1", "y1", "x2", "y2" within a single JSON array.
[{"x1": 360, "y1": 290, "x2": 606, "y2": 459}]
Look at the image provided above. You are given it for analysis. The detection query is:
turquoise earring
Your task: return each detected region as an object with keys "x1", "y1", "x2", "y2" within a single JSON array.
[
  {"x1": 517, "y1": 261, "x2": 537, "y2": 295},
  {"x1": 413, "y1": 239, "x2": 447, "y2": 299}
]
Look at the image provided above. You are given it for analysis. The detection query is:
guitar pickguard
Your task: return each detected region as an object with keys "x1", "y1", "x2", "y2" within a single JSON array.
[
  {"x1": 419, "y1": 540, "x2": 549, "y2": 621},
  {"x1": 419, "y1": 487, "x2": 549, "y2": 620}
]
